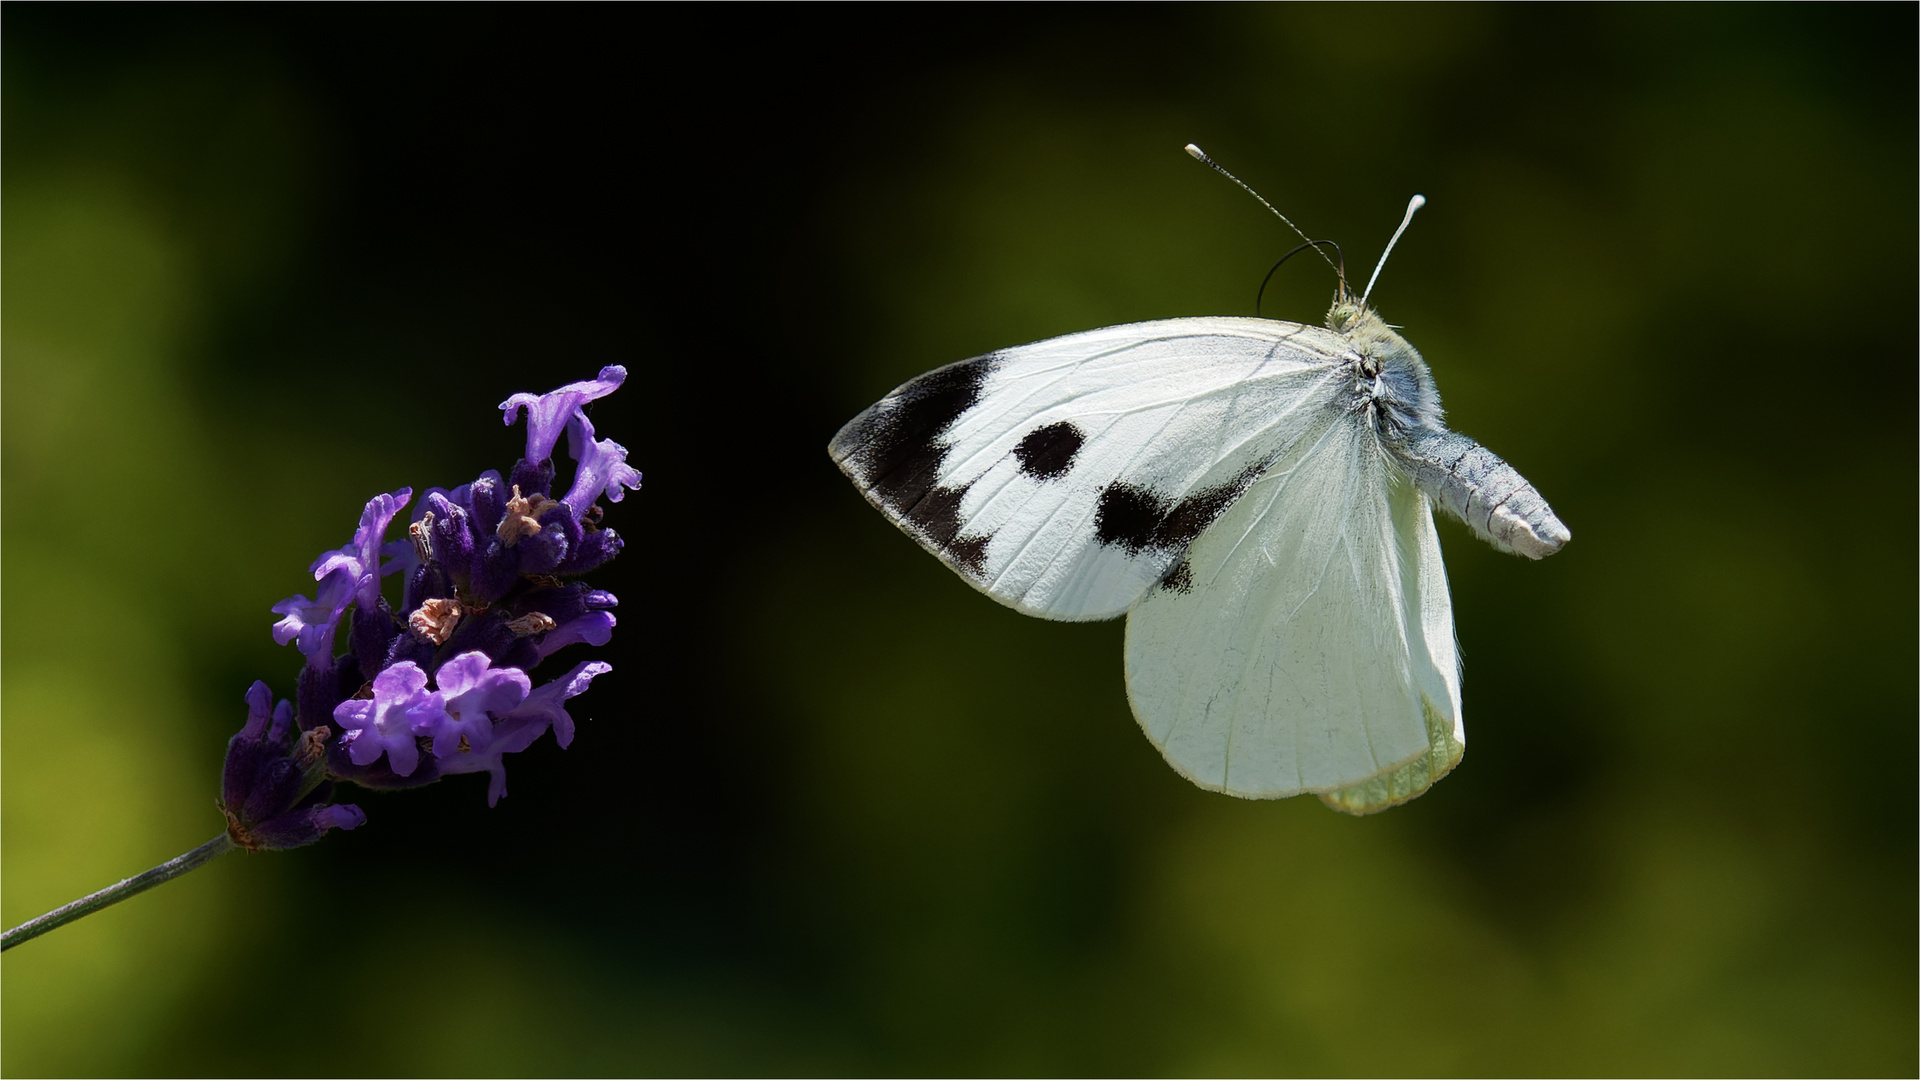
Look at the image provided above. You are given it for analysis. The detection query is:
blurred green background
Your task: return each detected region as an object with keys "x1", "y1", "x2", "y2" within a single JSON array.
[{"x1": 3, "y1": 6, "x2": 1914, "y2": 1076}]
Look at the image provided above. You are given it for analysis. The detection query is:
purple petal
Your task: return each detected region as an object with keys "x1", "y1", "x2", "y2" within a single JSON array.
[
  {"x1": 435, "y1": 725, "x2": 534, "y2": 806},
  {"x1": 248, "y1": 802, "x2": 367, "y2": 850},
  {"x1": 270, "y1": 567, "x2": 356, "y2": 657},
  {"x1": 311, "y1": 545, "x2": 362, "y2": 581},
  {"x1": 241, "y1": 680, "x2": 275, "y2": 740},
  {"x1": 505, "y1": 660, "x2": 612, "y2": 749},
  {"x1": 432, "y1": 661, "x2": 607, "y2": 806},
  {"x1": 426, "y1": 652, "x2": 531, "y2": 757},
  {"x1": 332, "y1": 661, "x2": 435, "y2": 776},
  {"x1": 351, "y1": 488, "x2": 414, "y2": 610},
  {"x1": 437, "y1": 652, "x2": 533, "y2": 714},
  {"x1": 318, "y1": 804, "x2": 368, "y2": 832},
  {"x1": 381, "y1": 536, "x2": 419, "y2": 584},
  {"x1": 536, "y1": 611, "x2": 616, "y2": 660},
  {"x1": 373, "y1": 661, "x2": 429, "y2": 700},
  {"x1": 499, "y1": 366, "x2": 627, "y2": 466},
  {"x1": 560, "y1": 411, "x2": 644, "y2": 515}
]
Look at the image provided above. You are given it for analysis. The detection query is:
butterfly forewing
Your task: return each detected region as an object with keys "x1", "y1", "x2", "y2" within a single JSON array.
[
  {"x1": 1124, "y1": 415, "x2": 1463, "y2": 800},
  {"x1": 830, "y1": 317, "x2": 1350, "y2": 620}
]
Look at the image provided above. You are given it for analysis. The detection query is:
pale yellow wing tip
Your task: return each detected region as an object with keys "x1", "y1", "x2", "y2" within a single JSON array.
[{"x1": 1318, "y1": 695, "x2": 1464, "y2": 816}]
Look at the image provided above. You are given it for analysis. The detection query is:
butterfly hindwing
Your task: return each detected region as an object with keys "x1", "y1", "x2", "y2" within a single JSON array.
[
  {"x1": 1123, "y1": 413, "x2": 1464, "y2": 803},
  {"x1": 830, "y1": 317, "x2": 1350, "y2": 620}
]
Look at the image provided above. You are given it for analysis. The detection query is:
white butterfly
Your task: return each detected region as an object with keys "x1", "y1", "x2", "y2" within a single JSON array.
[{"x1": 829, "y1": 148, "x2": 1568, "y2": 813}]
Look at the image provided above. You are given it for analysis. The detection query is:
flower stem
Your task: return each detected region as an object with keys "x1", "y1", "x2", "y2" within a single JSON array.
[{"x1": 0, "y1": 833, "x2": 236, "y2": 952}]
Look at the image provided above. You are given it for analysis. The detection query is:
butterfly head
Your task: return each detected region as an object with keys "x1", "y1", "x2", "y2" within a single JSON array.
[
  {"x1": 1325, "y1": 293, "x2": 1369, "y2": 334},
  {"x1": 1331, "y1": 299, "x2": 1445, "y2": 438}
]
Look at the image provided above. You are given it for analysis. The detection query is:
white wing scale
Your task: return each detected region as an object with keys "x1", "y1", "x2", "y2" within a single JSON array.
[
  {"x1": 830, "y1": 317, "x2": 1351, "y2": 620},
  {"x1": 1124, "y1": 416, "x2": 1463, "y2": 805}
]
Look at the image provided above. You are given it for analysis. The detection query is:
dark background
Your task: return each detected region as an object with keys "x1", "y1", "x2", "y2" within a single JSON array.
[{"x1": 4, "y1": 5, "x2": 1914, "y2": 1075}]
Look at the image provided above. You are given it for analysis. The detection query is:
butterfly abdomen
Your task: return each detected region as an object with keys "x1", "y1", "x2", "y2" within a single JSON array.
[{"x1": 1395, "y1": 428, "x2": 1570, "y2": 560}]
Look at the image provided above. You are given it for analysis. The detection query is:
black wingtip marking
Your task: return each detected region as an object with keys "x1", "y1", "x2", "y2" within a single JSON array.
[
  {"x1": 1012, "y1": 421, "x2": 1085, "y2": 480},
  {"x1": 835, "y1": 356, "x2": 997, "y2": 497},
  {"x1": 904, "y1": 483, "x2": 990, "y2": 576},
  {"x1": 1095, "y1": 463, "x2": 1265, "y2": 557},
  {"x1": 834, "y1": 355, "x2": 999, "y2": 579}
]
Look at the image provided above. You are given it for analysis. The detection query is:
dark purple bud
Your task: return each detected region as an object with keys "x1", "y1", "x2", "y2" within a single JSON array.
[
  {"x1": 542, "y1": 503, "x2": 585, "y2": 558},
  {"x1": 243, "y1": 800, "x2": 368, "y2": 851},
  {"x1": 521, "y1": 582, "x2": 617, "y2": 625},
  {"x1": 514, "y1": 519, "x2": 569, "y2": 576},
  {"x1": 509, "y1": 457, "x2": 555, "y2": 499},
  {"x1": 426, "y1": 494, "x2": 476, "y2": 589},
  {"x1": 383, "y1": 630, "x2": 437, "y2": 674},
  {"x1": 558, "y1": 527, "x2": 624, "y2": 576},
  {"x1": 470, "y1": 473, "x2": 507, "y2": 536},
  {"x1": 296, "y1": 654, "x2": 361, "y2": 735},
  {"x1": 470, "y1": 538, "x2": 522, "y2": 604},
  {"x1": 221, "y1": 682, "x2": 365, "y2": 852},
  {"x1": 436, "y1": 606, "x2": 519, "y2": 668},
  {"x1": 349, "y1": 601, "x2": 401, "y2": 684},
  {"x1": 402, "y1": 561, "x2": 451, "y2": 618},
  {"x1": 495, "y1": 636, "x2": 542, "y2": 673}
]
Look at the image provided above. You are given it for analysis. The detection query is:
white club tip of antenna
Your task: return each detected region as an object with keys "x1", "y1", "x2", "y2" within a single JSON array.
[
  {"x1": 1184, "y1": 143, "x2": 1208, "y2": 162},
  {"x1": 1361, "y1": 193, "x2": 1430, "y2": 305}
]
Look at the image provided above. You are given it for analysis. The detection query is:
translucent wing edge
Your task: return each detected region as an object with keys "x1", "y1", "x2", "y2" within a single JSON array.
[{"x1": 1316, "y1": 693, "x2": 1464, "y2": 814}]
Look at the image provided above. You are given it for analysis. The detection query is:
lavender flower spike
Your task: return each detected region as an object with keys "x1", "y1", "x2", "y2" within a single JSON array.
[
  {"x1": 1, "y1": 368, "x2": 644, "y2": 954},
  {"x1": 500, "y1": 364, "x2": 627, "y2": 465}
]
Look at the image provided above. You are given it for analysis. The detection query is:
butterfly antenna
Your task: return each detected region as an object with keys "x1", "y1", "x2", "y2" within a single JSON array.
[
  {"x1": 1257, "y1": 239, "x2": 1343, "y2": 318},
  {"x1": 1185, "y1": 143, "x2": 1345, "y2": 288},
  {"x1": 1360, "y1": 194, "x2": 1426, "y2": 306}
]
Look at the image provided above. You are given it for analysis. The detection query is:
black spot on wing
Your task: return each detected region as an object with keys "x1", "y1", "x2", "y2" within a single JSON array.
[
  {"x1": 1093, "y1": 483, "x2": 1169, "y2": 553},
  {"x1": 1094, "y1": 463, "x2": 1266, "y2": 556},
  {"x1": 1012, "y1": 421, "x2": 1084, "y2": 480},
  {"x1": 831, "y1": 355, "x2": 999, "y2": 579},
  {"x1": 1154, "y1": 463, "x2": 1265, "y2": 549},
  {"x1": 1160, "y1": 559, "x2": 1193, "y2": 594}
]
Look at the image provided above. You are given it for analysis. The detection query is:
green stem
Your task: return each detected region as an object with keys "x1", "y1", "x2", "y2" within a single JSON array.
[{"x1": 1, "y1": 833, "x2": 236, "y2": 952}]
